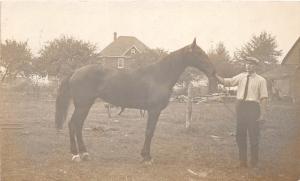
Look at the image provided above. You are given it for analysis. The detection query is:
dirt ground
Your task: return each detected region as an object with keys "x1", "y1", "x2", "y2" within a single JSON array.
[{"x1": 0, "y1": 90, "x2": 299, "y2": 181}]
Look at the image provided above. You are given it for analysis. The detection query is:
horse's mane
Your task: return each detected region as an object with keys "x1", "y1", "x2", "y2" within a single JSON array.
[{"x1": 134, "y1": 45, "x2": 187, "y2": 73}]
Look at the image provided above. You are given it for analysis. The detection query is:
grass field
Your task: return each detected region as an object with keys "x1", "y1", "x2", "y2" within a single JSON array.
[{"x1": 0, "y1": 89, "x2": 299, "y2": 181}]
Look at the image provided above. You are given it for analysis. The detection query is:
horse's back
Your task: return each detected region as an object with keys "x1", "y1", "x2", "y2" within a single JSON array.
[
  {"x1": 69, "y1": 64, "x2": 114, "y2": 103},
  {"x1": 71, "y1": 64, "x2": 113, "y2": 82},
  {"x1": 68, "y1": 64, "x2": 172, "y2": 109}
]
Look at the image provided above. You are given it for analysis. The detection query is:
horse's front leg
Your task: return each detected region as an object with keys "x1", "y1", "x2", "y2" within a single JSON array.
[{"x1": 141, "y1": 109, "x2": 161, "y2": 163}]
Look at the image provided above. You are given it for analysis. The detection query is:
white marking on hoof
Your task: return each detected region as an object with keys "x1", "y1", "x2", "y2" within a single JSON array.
[
  {"x1": 80, "y1": 152, "x2": 90, "y2": 161},
  {"x1": 143, "y1": 158, "x2": 154, "y2": 165},
  {"x1": 71, "y1": 154, "x2": 81, "y2": 162}
]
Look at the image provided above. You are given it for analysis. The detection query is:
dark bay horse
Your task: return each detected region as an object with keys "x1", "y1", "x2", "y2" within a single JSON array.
[
  {"x1": 55, "y1": 39, "x2": 216, "y2": 163},
  {"x1": 104, "y1": 103, "x2": 146, "y2": 118},
  {"x1": 118, "y1": 107, "x2": 146, "y2": 117}
]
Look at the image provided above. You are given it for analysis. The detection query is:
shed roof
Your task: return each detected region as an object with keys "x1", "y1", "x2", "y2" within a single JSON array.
[{"x1": 281, "y1": 36, "x2": 300, "y2": 65}]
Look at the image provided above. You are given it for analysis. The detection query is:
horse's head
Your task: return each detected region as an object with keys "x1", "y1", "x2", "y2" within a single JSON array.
[{"x1": 182, "y1": 38, "x2": 216, "y2": 78}]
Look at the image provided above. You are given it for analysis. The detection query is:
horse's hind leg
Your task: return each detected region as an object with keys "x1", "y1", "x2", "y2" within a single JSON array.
[
  {"x1": 141, "y1": 109, "x2": 161, "y2": 163},
  {"x1": 69, "y1": 102, "x2": 93, "y2": 161},
  {"x1": 68, "y1": 119, "x2": 78, "y2": 160}
]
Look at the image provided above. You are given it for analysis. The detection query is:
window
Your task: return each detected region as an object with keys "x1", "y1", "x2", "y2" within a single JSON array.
[
  {"x1": 117, "y1": 58, "x2": 125, "y2": 69},
  {"x1": 131, "y1": 48, "x2": 136, "y2": 55}
]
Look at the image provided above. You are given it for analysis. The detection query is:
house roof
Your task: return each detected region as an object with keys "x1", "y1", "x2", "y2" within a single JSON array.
[
  {"x1": 100, "y1": 36, "x2": 150, "y2": 57},
  {"x1": 262, "y1": 64, "x2": 298, "y2": 79},
  {"x1": 281, "y1": 36, "x2": 300, "y2": 65}
]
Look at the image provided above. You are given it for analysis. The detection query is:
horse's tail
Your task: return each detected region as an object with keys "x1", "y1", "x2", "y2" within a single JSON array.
[{"x1": 55, "y1": 75, "x2": 72, "y2": 130}]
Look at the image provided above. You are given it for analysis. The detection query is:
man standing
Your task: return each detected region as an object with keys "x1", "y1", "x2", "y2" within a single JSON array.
[{"x1": 215, "y1": 57, "x2": 268, "y2": 168}]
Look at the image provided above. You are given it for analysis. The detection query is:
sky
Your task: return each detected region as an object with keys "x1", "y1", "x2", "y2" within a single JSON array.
[{"x1": 2, "y1": 1, "x2": 300, "y2": 61}]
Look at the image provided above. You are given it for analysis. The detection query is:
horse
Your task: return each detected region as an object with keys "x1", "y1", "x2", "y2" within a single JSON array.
[
  {"x1": 55, "y1": 39, "x2": 216, "y2": 163},
  {"x1": 117, "y1": 107, "x2": 146, "y2": 117},
  {"x1": 104, "y1": 103, "x2": 146, "y2": 118}
]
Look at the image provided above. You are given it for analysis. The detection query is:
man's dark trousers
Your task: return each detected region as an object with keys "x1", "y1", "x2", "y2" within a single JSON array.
[{"x1": 236, "y1": 100, "x2": 261, "y2": 167}]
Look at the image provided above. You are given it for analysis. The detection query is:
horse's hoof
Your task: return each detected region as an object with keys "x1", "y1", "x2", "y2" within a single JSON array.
[
  {"x1": 142, "y1": 158, "x2": 154, "y2": 165},
  {"x1": 71, "y1": 154, "x2": 81, "y2": 162},
  {"x1": 80, "y1": 152, "x2": 90, "y2": 161}
]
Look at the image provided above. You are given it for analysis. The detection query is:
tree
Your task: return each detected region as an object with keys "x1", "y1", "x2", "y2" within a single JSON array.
[
  {"x1": 234, "y1": 31, "x2": 282, "y2": 72},
  {"x1": 209, "y1": 42, "x2": 243, "y2": 78},
  {"x1": 130, "y1": 48, "x2": 168, "y2": 69},
  {"x1": 1, "y1": 40, "x2": 33, "y2": 81},
  {"x1": 214, "y1": 42, "x2": 231, "y2": 61},
  {"x1": 38, "y1": 36, "x2": 99, "y2": 78},
  {"x1": 207, "y1": 42, "x2": 244, "y2": 92}
]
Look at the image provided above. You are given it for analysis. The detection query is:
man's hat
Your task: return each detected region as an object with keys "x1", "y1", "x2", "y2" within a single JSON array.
[{"x1": 244, "y1": 56, "x2": 260, "y2": 65}]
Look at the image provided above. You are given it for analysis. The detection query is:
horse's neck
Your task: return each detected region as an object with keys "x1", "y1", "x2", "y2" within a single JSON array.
[{"x1": 156, "y1": 53, "x2": 187, "y2": 88}]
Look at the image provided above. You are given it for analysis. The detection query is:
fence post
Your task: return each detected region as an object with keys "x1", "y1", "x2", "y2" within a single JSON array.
[{"x1": 185, "y1": 82, "x2": 193, "y2": 129}]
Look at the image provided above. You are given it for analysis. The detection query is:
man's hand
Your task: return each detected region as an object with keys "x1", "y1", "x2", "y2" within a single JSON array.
[{"x1": 215, "y1": 74, "x2": 225, "y2": 85}]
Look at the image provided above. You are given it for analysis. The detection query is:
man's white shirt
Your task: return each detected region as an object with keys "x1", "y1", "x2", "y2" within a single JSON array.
[{"x1": 223, "y1": 72, "x2": 268, "y2": 102}]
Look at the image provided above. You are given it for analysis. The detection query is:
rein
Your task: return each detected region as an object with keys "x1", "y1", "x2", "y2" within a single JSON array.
[{"x1": 193, "y1": 93, "x2": 236, "y2": 116}]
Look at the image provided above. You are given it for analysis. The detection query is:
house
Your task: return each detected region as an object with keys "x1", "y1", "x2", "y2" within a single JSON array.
[
  {"x1": 99, "y1": 32, "x2": 151, "y2": 70},
  {"x1": 262, "y1": 37, "x2": 300, "y2": 101}
]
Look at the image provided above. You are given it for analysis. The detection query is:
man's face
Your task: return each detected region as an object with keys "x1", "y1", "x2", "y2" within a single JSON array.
[{"x1": 245, "y1": 63, "x2": 256, "y2": 73}]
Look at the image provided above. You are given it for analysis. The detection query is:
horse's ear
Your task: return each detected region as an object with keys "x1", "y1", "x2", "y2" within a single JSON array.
[
  {"x1": 192, "y1": 38, "x2": 196, "y2": 47},
  {"x1": 189, "y1": 38, "x2": 197, "y2": 51}
]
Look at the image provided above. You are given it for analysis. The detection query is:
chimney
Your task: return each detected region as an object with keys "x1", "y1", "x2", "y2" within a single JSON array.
[{"x1": 114, "y1": 32, "x2": 117, "y2": 41}]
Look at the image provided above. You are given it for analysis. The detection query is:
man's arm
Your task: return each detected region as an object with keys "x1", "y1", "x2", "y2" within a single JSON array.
[{"x1": 215, "y1": 73, "x2": 241, "y2": 87}]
